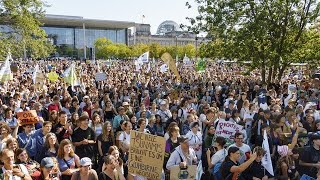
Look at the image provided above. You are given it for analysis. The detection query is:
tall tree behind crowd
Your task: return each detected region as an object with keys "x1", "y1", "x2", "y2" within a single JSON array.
[
  {"x1": 185, "y1": 0, "x2": 320, "y2": 83},
  {"x1": 0, "y1": 0, "x2": 54, "y2": 59}
]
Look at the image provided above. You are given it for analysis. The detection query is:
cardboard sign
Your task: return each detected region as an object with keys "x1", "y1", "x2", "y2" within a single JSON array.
[
  {"x1": 128, "y1": 130, "x2": 165, "y2": 180},
  {"x1": 17, "y1": 110, "x2": 39, "y2": 125},
  {"x1": 170, "y1": 165, "x2": 197, "y2": 180},
  {"x1": 215, "y1": 120, "x2": 243, "y2": 139},
  {"x1": 95, "y1": 72, "x2": 107, "y2": 82}
]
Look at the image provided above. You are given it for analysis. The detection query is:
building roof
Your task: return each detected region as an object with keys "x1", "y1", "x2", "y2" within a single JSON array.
[{"x1": 42, "y1": 14, "x2": 135, "y2": 29}]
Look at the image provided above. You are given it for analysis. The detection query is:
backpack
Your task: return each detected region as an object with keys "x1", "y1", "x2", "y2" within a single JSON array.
[{"x1": 213, "y1": 162, "x2": 222, "y2": 180}]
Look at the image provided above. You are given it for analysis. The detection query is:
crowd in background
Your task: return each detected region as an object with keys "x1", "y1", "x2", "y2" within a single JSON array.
[{"x1": 0, "y1": 59, "x2": 319, "y2": 180}]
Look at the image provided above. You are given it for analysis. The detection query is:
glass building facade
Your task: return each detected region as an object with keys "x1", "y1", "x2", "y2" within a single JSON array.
[{"x1": 42, "y1": 27, "x2": 127, "y2": 48}]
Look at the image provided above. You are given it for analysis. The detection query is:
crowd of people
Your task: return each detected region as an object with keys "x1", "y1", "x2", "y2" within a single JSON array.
[{"x1": 0, "y1": 59, "x2": 319, "y2": 180}]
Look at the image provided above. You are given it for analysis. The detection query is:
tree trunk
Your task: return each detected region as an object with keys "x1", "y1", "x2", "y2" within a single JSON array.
[
  {"x1": 261, "y1": 59, "x2": 266, "y2": 84},
  {"x1": 277, "y1": 66, "x2": 287, "y2": 82},
  {"x1": 267, "y1": 66, "x2": 273, "y2": 84}
]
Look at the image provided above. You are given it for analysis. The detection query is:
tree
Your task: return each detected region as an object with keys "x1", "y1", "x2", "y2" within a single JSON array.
[
  {"x1": 0, "y1": 0, "x2": 54, "y2": 59},
  {"x1": 186, "y1": 0, "x2": 320, "y2": 83},
  {"x1": 94, "y1": 37, "x2": 113, "y2": 59}
]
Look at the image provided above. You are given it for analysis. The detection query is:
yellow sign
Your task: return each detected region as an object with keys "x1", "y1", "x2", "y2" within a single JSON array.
[
  {"x1": 48, "y1": 72, "x2": 59, "y2": 82},
  {"x1": 128, "y1": 130, "x2": 165, "y2": 180}
]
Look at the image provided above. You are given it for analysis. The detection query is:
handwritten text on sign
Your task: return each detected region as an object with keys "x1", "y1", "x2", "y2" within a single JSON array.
[
  {"x1": 17, "y1": 110, "x2": 39, "y2": 125},
  {"x1": 215, "y1": 120, "x2": 243, "y2": 139},
  {"x1": 128, "y1": 130, "x2": 165, "y2": 180}
]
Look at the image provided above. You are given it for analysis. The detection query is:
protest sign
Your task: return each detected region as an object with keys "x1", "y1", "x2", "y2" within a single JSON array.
[
  {"x1": 48, "y1": 72, "x2": 59, "y2": 82},
  {"x1": 95, "y1": 72, "x2": 107, "y2": 82},
  {"x1": 128, "y1": 130, "x2": 165, "y2": 180},
  {"x1": 215, "y1": 120, "x2": 243, "y2": 139},
  {"x1": 17, "y1": 110, "x2": 39, "y2": 125},
  {"x1": 170, "y1": 165, "x2": 197, "y2": 180}
]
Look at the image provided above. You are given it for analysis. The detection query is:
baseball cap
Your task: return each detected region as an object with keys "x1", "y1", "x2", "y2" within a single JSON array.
[
  {"x1": 41, "y1": 157, "x2": 54, "y2": 168},
  {"x1": 80, "y1": 157, "x2": 92, "y2": 166},
  {"x1": 122, "y1": 102, "x2": 129, "y2": 106}
]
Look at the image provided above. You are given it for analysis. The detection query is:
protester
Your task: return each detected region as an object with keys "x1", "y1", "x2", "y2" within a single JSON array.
[{"x1": 0, "y1": 59, "x2": 319, "y2": 179}]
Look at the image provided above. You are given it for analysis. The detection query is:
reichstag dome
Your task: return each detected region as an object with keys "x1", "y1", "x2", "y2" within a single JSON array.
[{"x1": 156, "y1": 20, "x2": 180, "y2": 35}]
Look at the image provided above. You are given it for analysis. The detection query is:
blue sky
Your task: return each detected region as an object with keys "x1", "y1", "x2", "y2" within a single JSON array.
[{"x1": 44, "y1": 0, "x2": 198, "y2": 34}]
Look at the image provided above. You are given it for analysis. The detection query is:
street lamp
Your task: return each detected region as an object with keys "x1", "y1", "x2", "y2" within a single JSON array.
[{"x1": 195, "y1": 36, "x2": 198, "y2": 61}]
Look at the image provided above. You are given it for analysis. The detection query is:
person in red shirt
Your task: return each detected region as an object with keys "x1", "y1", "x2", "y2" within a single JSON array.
[{"x1": 48, "y1": 95, "x2": 61, "y2": 112}]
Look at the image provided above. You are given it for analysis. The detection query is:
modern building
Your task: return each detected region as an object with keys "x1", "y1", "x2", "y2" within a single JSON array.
[
  {"x1": 128, "y1": 20, "x2": 206, "y2": 47},
  {"x1": 41, "y1": 14, "x2": 135, "y2": 59}
]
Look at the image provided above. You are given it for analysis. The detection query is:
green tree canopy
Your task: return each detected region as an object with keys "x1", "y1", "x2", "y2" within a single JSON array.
[
  {"x1": 0, "y1": 0, "x2": 54, "y2": 59},
  {"x1": 186, "y1": 0, "x2": 320, "y2": 83}
]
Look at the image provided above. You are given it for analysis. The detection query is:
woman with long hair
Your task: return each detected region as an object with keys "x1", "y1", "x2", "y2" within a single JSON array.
[
  {"x1": 104, "y1": 100, "x2": 117, "y2": 122},
  {"x1": 89, "y1": 113, "x2": 104, "y2": 138},
  {"x1": 15, "y1": 148, "x2": 42, "y2": 180},
  {"x1": 56, "y1": 139, "x2": 80, "y2": 180},
  {"x1": 107, "y1": 146, "x2": 124, "y2": 175},
  {"x1": 164, "y1": 124, "x2": 180, "y2": 170},
  {"x1": 0, "y1": 123, "x2": 16, "y2": 151},
  {"x1": 118, "y1": 121, "x2": 132, "y2": 154},
  {"x1": 6, "y1": 137, "x2": 19, "y2": 153},
  {"x1": 49, "y1": 110, "x2": 59, "y2": 126},
  {"x1": 97, "y1": 122, "x2": 115, "y2": 172},
  {"x1": 206, "y1": 136, "x2": 227, "y2": 174},
  {"x1": 39, "y1": 133, "x2": 59, "y2": 162},
  {"x1": 276, "y1": 148, "x2": 300, "y2": 180},
  {"x1": 99, "y1": 155, "x2": 125, "y2": 180},
  {"x1": 70, "y1": 112, "x2": 79, "y2": 128}
]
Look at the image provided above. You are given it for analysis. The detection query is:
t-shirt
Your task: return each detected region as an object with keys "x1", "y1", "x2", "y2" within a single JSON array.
[
  {"x1": 220, "y1": 160, "x2": 239, "y2": 180},
  {"x1": 211, "y1": 148, "x2": 227, "y2": 165},
  {"x1": 72, "y1": 127, "x2": 96, "y2": 159},
  {"x1": 0, "y1": 164, "x2": 29, "y2": 180},
  {"x1": 71, "y1": 169, "x2": 98, "y2": 180},
  {"x1": 57, "y1": 155, "x2": 79, "y2": 172},
  {"x1": 97, "y1": 134, "x2": 113, "y2": 156},
  {"x1": 228, "y1": 143, "x2": 251, "y2": 164},
  {"x1": 118, "y1": 131, "x2": 130, "y2": 145},
  {"x1": 300, "y1": 146, "x2": 320, "y2": 177}
]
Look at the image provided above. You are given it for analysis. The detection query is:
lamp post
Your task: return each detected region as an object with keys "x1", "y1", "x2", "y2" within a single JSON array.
[
  {"x1": 195, "y1": 36, "x2": 198, "y2": 61},
  {"x1": 175, "y1": 35, "x2": 178, "y2": 60}
]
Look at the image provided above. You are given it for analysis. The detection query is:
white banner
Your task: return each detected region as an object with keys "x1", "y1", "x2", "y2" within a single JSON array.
[
  {"x1": 95, "y1": 72, "x2": 107, "y2": 82},
  {"x1": 215, "y1": 120, "x2": 243, "y2": 139},
  {"x1": 137, "y1": 51, "x2": 149, "y2": 63}
]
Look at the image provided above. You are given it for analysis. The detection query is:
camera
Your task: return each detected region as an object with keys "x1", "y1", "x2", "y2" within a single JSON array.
[{"x1": 49, "y1": 173, "x2": 58, "y2": 178}]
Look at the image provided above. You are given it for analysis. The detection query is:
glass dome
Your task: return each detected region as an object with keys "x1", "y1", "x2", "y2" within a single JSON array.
[{"x1": 156, "y1": 20, "x2": 180, "y2": 35}]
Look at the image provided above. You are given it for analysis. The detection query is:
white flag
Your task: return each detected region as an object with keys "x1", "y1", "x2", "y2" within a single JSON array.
[
  {"x1": 262, "y1": 130, "x2": 274, "y2": 176},
  {"x1": 146, "y1": 62, "x2": 151, "y2": 73},
  {"x1": 0, "y1": 53, "x2": 13, "y2": 82},
  {"x1": 32, "y1": 64, "x2": 39, "y2": 84},
  {"x1": 159, "y1": 64, "x2": 168, "y2": 73},
  {"x1": 137, "y1": 51, "x2": 149, "y2": 63}
]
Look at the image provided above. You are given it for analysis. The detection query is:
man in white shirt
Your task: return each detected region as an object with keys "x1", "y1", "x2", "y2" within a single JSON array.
[
  {"x1": 228, "y1": 132, "x2": 251, "y2": 164},
  {"x1": 0, "y1": 149, "x2": 32, "y2": 180}
]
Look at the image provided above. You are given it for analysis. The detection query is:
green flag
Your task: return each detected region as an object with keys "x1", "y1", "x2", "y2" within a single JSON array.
[{"x1": 196, "y1": 59, "x2": 206, "y2": 73}]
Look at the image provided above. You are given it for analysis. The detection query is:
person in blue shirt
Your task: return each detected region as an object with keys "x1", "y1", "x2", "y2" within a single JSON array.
[
  {"x1": 113, "y1": 106, "x2": 129, "y2": 130},
  {"x1": 33, "y1": 121, "x2": 52, "y2": 162},
  {"x1": 17, "y1": 124, "x2": 37, "y2": 159},
  {"x1": 1, "y1": 108, "x2": 18, "y2": 130}
]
